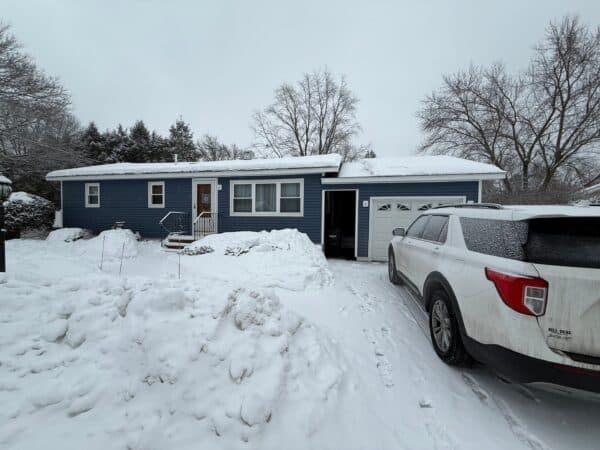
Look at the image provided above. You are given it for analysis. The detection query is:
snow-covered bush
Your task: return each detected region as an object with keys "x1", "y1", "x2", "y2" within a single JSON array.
[
  {"x1": 46, "y1": 227, "x2": 91, "y2": 243},
  {"x1": 3, "y1": 191, "x2": 55, "y2": 237},
  {"x1": 180, "y1": 244, "x2": 214, "y2": 255}
]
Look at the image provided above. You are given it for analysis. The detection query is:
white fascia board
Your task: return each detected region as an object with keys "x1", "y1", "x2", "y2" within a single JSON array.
[
  {"x1": 320, "y1": 172, "x2": 506, "y2": 184},
  {"x1": 47, "y1": 166, "x2": 339, "y2": 181}
]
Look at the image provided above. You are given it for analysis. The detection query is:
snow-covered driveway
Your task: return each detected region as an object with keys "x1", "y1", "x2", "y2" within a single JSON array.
[
  {"x1": 291, "y1": 260, "x2": 600, "y2": 450},
  {"x1": 1, "y1": 230, "x2": 599, "y2": 450}
]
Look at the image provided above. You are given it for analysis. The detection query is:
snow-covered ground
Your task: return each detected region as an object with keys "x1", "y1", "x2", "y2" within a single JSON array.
[{"x1": 1, "y1": 229, "x2": 599, "y2": 449}]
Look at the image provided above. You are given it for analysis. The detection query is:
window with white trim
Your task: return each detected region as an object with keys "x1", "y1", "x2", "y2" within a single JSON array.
[
  {"x1": 148, "y1": 181, "x2": 165, "y2": 208},
  {"x1": 280, "y1": 182, "x2": 301, "y2": 213},
  {"x1": 85, "y1": 183, "x2": 100, "y2": 208},
  {"x1": 233, "y1": 183, "x2": 252, "y2": 212},
  {"x1": 231, "y1": 179, "x2": 303, "y2": 216}
]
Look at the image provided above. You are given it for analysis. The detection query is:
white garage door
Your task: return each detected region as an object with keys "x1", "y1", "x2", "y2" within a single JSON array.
[{"x1": 369, "y1": 197, "x2": 465, "y2": 261}]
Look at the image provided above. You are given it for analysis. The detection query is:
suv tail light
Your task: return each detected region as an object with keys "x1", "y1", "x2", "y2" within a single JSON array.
[{"x1": 485, "y1": 268, "x2": 548, "y2": 316}]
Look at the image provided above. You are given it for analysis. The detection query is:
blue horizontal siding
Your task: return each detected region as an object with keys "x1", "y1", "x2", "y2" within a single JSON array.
[
  {"x1": 61, "y1": 175, "x2": 478, "y2": 258},
  {"x1": 62, "y1": 179, "x2": 192, "y2": 238},
  {"x1": 325, "y1": 181, "x2": 479, "y2": 258},
  {"x1": 217, "y1": 174, "x2": 322, "y2": 243}
]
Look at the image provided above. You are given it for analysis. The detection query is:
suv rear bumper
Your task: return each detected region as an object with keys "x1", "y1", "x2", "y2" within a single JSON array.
[{"x1": 464, "y1": 336, "x2": 600, "y2": 394}]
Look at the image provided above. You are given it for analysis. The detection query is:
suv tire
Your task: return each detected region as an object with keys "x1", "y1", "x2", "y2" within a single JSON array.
[
  {"x1": 429, "y1": 289, "x2": 472, "y2": 366},
  {"x1": 388, "y1": 249, "x2": 402, "y2": 285}
]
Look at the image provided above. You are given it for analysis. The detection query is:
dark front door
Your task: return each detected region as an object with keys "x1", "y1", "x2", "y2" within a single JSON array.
[{"x1": 196, "y1": 184, "x2": 212, "y2": 217}]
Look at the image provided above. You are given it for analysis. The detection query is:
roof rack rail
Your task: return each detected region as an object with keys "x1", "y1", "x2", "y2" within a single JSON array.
[{"x1": 432, "y1": 203, "x2": 504, "y2": 210}]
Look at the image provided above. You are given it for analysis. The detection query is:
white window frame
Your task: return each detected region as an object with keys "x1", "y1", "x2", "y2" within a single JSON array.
[
  {"x1": 85, "y1": 182, "x2": 100, "y2": 208},
  {"x1": 147, "y1": 181, "x2": 165, "y2": 208},
  {"x1": 230, "y1": 179, "x2": 304, "y2": 217}
]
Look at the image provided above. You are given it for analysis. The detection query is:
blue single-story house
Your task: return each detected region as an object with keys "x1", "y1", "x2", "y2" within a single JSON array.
[{"x1": 46, "y1": 154, "x2": 505, "y2": 261}]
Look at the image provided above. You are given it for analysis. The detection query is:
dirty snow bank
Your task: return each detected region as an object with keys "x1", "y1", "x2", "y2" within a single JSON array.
[
  {"x1": 184, "y1": 229, "x2": 332, "y2": 290},
  {"x1": 0, "y1": 273, "x2": 345, "y2": 449}
]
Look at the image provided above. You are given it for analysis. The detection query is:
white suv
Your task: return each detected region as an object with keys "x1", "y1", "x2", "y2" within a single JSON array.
[{"x1": 388, "y1": 204, "x2": 600, "y2": 393}]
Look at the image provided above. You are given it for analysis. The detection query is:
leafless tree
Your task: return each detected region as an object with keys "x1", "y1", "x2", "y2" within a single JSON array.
[
  {"x1": 0, "y1": 23, "x2": 82, "y2": 201},
  {"x1": 418, "y1": 16, "x2": 600, "y2": 197},
  {"x1": 252, "y1": 69, "x2": 369, "y2": 161},
  {"x1": 197, "y1": 134, "x2": 254, "y2": 161}
]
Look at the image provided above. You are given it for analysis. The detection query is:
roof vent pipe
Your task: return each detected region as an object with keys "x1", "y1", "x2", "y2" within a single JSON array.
[{"x1": 174, "y1": 154, "x2": 178, "y2": 163}]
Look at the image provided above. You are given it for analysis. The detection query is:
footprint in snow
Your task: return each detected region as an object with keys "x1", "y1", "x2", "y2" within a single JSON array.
[
  {"x1": 363, "y1": 328, "x2": 394, "y2": 388},
  {"x1": 425, "y1": 422, "x2": 457, "y2": 450}
]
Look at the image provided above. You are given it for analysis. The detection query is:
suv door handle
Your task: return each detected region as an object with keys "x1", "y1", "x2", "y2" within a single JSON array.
[{"x1": 433, "y1": 246, "x2": 440, "y2": 252}]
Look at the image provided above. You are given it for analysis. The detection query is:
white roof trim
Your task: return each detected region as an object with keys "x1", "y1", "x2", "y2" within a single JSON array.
[
  {"x1": 321, "y1": 172, "x2": 506, "y2": 184},
  {"x1": 47, "y1": 166, "x2": 336, "y2": 181}
]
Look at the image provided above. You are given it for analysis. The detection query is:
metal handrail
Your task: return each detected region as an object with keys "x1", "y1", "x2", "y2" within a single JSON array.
[
  {"x1": 193, "y1": 211, "x2": 216, "y2": 239},
  {"x1": 159, "y1": 211, "x2": 188, "y2": 235},
  {"x1": 192, "y1": 211, "x2": 214, "y2": 224}
]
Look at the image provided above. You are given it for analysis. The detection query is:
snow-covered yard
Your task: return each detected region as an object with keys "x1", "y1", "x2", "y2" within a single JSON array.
[{"x1": 1, "y1": 229, "x2": 599, "y2": 450}]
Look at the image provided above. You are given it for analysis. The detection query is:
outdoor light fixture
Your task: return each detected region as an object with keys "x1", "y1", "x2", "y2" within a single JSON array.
[{"x1": 0, "y1": 173, "x2": 12, "y2": 273}]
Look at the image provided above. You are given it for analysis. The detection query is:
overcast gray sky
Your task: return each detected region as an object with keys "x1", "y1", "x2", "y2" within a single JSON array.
[{"x1": 3, "y1": 0, "x2": 600, "y2": 156}]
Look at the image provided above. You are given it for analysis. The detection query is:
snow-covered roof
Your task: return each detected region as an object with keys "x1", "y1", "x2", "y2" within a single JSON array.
[
  {"x1": 0, "y1": 175, "x2": 11, "y2": 184},
  {"x1": 327, "y1": 156, "x2": 505, "y2": 183},
  {"x1": 46, "y1": 154, "x2": 506, "y2": 183},
  {"x1": 46, "y1": 154, "x2": 343, "y2": 180}
]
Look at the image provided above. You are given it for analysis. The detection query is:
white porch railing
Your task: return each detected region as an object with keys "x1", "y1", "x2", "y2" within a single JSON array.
[{"x1": 193, "y1": 212, "x2": 217, "y2": 240}]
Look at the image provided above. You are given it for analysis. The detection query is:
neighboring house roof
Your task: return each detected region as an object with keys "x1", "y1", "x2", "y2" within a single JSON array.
[
  {"x1": 322, "y1": 155, "x2": 506, "y2": 184},
  {"x1": 46, "y1": 154, "x2": 343, "y2": 181},
  {"x1": 0, "y1": 175, "x2": 12, "y2": 184}
]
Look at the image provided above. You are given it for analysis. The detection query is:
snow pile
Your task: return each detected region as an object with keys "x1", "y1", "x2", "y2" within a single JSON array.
[
  {"x1": 46, "y1": 227, "x2": 90, "y2": 243},
  {"x1": 80, "y1": 229, "x2": 140, "y2": 259},
  {"x1": 184, "y1": 229, "x2": 332, "y2": 290},
  {"x1": 0, "y1": 273, "x2": 345, "y2": 449}
]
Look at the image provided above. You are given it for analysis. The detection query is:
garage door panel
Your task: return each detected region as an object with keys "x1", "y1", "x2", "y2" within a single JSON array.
[{"x1": 370, "y1": 196, "x2": 465, "y2": 261}]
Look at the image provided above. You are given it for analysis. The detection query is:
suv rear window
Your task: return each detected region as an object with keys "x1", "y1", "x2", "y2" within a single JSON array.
[
  {"x1": 460, "y1": 218, "x2": 528, "y2": 260},
  {"x1": 460, "y1": 216, "x2": 600, "y2": 269},
  {"x1": 525, "y1": 218, "x2": 600, "y2": 269}
]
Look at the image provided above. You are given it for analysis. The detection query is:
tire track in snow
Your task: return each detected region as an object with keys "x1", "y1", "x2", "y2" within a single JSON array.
[{"x1": 461, "y1": 374, "x2": 548, "y2": 450}]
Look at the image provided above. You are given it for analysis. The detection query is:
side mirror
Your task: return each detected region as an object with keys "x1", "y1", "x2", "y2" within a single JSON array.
[{"x1": 392, "y1": 227, "x2": 405, "y2": 237}]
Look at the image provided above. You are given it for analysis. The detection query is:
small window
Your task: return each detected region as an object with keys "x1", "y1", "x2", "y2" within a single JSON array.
[
  {"x1": 255, "y1": 183, "x2": 276, "y2": 212},
  {"x1": 148, "y1": 181, "x2": 165, "y2": 208},
  {"x1": 280, "y1": 182, "x2": 301, "y2": 213},
  {"x1": 422, "y1": 215, "x2": 449, "y2": 242},
  {"x1": 233, "y1": 183, "x2": 252, "y2": 213},
  {"x1": 85, "y1": 183, "x2": 100, "y2": 208},
  {"x1": 406, "y1": 215, "x2": 429, "y2": 238}
]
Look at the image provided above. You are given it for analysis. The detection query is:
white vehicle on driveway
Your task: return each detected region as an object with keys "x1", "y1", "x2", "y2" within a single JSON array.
[{"x1": 388, "y1": 204, "x2": 600, "y2": 393}]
